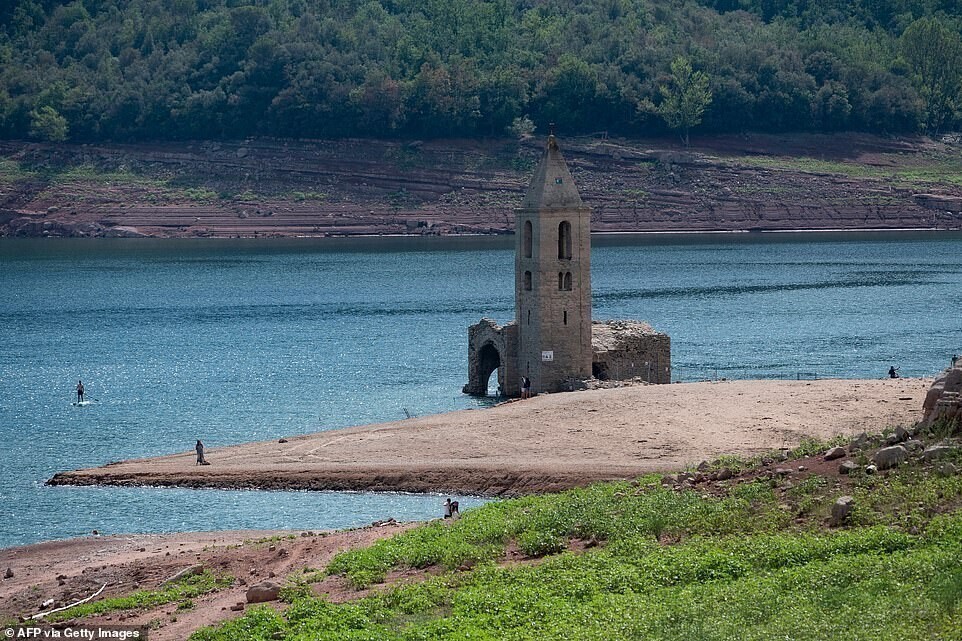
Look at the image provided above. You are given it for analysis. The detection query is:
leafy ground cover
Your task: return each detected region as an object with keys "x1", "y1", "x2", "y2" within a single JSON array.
[
  {"x1": 726, "y1": 153, "x2": 962, "y2": 187},
  {"x1": 191, "y1": 431, "x2": 962, "y2": 640},
  {"x1": 43, "y1": 570, "x2": 233, "y2": 623}
]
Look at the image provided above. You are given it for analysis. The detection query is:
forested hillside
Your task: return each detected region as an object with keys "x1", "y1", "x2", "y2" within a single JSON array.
[{"x1": 1, "y1": 0, "x2": 961, "y2": 143}]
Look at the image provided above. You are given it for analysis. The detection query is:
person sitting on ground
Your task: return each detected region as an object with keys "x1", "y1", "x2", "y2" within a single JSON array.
[
  {"x1": 76, "y1": 380, "x2": 84, "y2": 403},
  {"x1": 195, "y1": 439, "x2": 208, "y2": 465},
  {"x1": 443, "y1": 498, "x2": 459, "y2": 519},
  {"x1": 888, "y1": 366, "x2": 900, "y2": 379}
]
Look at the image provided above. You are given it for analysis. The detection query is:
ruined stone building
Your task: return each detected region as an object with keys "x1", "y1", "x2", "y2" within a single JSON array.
[
  {"x1": 464, "y1": 135, "x2": 671, "y2": 397},
  {"x1": 922, "y1": 355, "x2": 962, "y2": 430}
]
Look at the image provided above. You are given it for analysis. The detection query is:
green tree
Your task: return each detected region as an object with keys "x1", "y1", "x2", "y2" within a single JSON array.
[
  {"x1": 899, "y1": 17, "x2": 962, "y2": 133},
  {"x1": 812, "y1": 80, "x2": 852, "y2": 130},
  {"x1": 656, "y1": 56, "x2": 713, "y2": 146},
  {"x1": 29, "y1": 105, "x2": 68, "y2": 141}
]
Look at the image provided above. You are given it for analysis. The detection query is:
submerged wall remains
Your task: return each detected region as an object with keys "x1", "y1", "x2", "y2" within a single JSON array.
[{"x1": 591, "y1": 320, "x2": 671, "y2": 384}]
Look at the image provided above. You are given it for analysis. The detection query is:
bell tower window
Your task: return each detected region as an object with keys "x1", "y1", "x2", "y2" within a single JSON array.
[
  {"x1": 524, "y1": 270, "x2": 532, "y2": 291},
  {"x1": 558, "y1": 221, "x2": 571, "y2": 259},
  {"x1": 523, "y1": 220, "x2": 532, "y2": 258}
]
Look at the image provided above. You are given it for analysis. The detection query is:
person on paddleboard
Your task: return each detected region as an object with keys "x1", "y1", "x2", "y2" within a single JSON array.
[{"x1": 76, "y1": 380, "x2": 85, "y2": 403}]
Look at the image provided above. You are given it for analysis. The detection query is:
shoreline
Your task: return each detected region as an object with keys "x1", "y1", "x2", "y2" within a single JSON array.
[
  {"x1": 4, "y1": 227, "x2": 961, "y2": 242},
  {"x1": 49, "y1": 378, "x2": 930, "y2": 497}
]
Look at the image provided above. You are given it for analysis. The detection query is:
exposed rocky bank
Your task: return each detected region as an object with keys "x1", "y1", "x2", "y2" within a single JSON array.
[{"x1": 3, "y1": 133, "x2": 961, "y2": 238}]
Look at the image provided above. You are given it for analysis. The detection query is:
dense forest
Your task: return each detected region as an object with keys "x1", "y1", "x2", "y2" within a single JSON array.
[{"x1": 1, "y1": 0, "x2": 961, "y2": 142}]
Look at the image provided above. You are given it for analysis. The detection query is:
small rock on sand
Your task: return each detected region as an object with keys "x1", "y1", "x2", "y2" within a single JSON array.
[
  {"x1": 830, "y1": 496, "x2": 855, "y2": 527},
  {"x1": 872, "y1": 445, "x2": 908, "y2": 471},
  {"x1": 839, "y1": 461, "x2": 859, "y2": 475},
  {"x1": 163, "y1": 564, "x2": 204, "y2": 585},
  {"x1": 246, "y1": 581, "x2": 282, "y2": 604},
  {"x1": 824, "y1": 446, "x2": 846, "y2": 461}
]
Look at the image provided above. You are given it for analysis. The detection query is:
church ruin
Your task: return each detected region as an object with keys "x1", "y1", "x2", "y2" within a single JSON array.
[{"x1": 464, "y1": 135, "x2": 671, "y2": 397}]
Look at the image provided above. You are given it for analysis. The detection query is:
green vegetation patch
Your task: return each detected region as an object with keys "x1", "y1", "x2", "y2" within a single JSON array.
[
  {"x1": 191, "y1": 518, "x2": 962, "y2": 640},
  {"x1": 44, "y1": 570, "x2": 233, "y2": 623},
  {"x1": 728, "y1": 154, "x2": 962, "y2": 187},
  {"x1": 193, "y1": 430, "x2": 962, "y2": 640},
  {"x1": 0, "y1": 158, "x2": 37, "y2": 185},
  {"x1": 325, "y1": 478, "x2": 790, "y2": 589}
]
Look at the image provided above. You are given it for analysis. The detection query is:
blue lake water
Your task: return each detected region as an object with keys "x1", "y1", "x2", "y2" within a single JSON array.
[{"x1": 1, "y1": 231, "x2": 961, "y2": 549}]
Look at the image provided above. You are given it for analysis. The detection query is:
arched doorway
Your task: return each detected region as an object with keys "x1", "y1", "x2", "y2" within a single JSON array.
[{"x1": 477, "y1": 342, "x2": 502, "y2": 396}]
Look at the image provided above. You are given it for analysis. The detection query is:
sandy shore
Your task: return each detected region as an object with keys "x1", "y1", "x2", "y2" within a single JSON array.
[{"x1": 49, "y1": 378, "x2": 929, "y2": 496}]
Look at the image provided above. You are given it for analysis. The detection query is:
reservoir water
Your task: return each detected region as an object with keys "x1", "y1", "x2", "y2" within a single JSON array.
[{"x1": 1, "y1": 231, "x2": 960, "y2": 548}]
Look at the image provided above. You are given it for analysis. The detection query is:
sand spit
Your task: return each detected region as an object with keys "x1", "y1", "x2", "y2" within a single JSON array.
[{"x1": 49, "y1": 378, "x2": 929, "y2": 496}]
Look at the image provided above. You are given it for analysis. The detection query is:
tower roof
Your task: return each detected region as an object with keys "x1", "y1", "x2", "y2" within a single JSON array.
[{"x1": 519, "y1": 135, "x2": 585, "y2": 210}]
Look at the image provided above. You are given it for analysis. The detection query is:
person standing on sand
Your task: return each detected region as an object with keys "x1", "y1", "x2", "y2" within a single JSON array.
[
  {"x1": 195, "y1": 440, "x2": 207, "y2": 465},
  {"x1": 522, "y1": 376, "x2": 531, "y2": 399},
  {"x1": 76, "y1": 380, "x2": 84, "y2": 403}
]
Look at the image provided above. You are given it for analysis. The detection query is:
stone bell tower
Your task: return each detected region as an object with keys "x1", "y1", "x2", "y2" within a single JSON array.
[{"x1": 515, "y1": 133, "x2": 592, "y2": 393}]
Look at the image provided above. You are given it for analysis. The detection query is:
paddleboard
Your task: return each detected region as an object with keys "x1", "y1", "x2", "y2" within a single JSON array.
[{"x1": 72, "y1": 400, "x2": 94, "y2": 406}]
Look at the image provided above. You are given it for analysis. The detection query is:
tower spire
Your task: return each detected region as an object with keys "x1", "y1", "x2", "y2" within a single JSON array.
[
  {"x1": 520, "y1": 134, "x2": 583, "y2": 211},
  {"x1": 514, "y1": 134, "x2": 592, "y2": 394}
]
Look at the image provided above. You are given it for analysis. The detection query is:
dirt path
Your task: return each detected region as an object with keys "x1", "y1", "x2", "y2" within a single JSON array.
[
  {"x1": 0, "y1": 525, "x2": 412, "y2": 639},
  {"x1": 50, "y1": 378, "x2": 930, "y2": 496}
]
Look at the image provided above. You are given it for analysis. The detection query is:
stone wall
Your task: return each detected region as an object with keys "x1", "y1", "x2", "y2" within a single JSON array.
[
  {"x1": 466, "y1": 318, "x2": 671, "y2": 396},
  {"x1": 591, "y1": 320, "x2": 671, "y2": 384},
  {"x1": 463, "y1": 319, "x2": 519, "y2": 396}
]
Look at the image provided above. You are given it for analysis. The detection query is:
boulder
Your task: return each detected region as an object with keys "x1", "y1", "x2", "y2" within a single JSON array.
[
  {"x1": 849, "y1": 432, "x2": 869, "y2": 452},
  {"x1": 830, "y1": 496, "x2": 855, "y2": 527},
  {"x1": 839, "y1": 461, "x2": 859, "y2": 475},
  {"x1": 872, "y1": 445, "x2": 908, "y2": 470},
  {"x1": 923, "y1": 445, "x2": 958, "y2": 461},
  {"x1": 3, "y1": 567, "x2": 12, "y2": 579},
  {"x1": 894, "y1": 426, "x2": 910, "y2": 442},
  {"x1": 824, "y1": 446, "x2": 846, "y2": 461},
  {"x1": 716, "y1": 468, "x2": 733, "y2": 481},
  {"x1": 246, "y1": 581, "x2": 282, "y2": 604},
  {"x1": 936, "y1": 462, "x2": 959, "y2": 477},
  {"x1": 903, "y1": 439, "x2": 924, "y2": 453}
]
